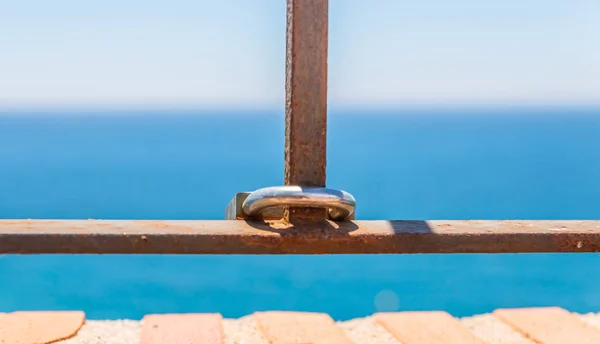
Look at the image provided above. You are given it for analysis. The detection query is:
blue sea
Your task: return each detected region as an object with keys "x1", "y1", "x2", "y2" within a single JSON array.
[{"x1": 1, "y1": 107, "x2": 600, "y2": 320}]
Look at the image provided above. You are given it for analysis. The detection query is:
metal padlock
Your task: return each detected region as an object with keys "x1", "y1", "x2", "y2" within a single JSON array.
[{"x1": 226, "y1": 186, "x2": 355, "y2": 221}]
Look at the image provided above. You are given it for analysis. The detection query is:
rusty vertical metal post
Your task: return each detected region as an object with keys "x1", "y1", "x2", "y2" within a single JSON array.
[{"x1": 284, "y1": 0, "x2": 329, "y2": 223}]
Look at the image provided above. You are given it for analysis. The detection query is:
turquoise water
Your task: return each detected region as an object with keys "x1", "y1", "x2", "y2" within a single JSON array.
[{"x1": 1, "y1": 108, "x2": 600, "y2": 320}]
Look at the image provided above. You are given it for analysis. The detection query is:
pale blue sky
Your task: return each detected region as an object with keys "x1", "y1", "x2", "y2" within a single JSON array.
[{"x1": 1, "y1": 0, "x2": 599, "y2": 108}]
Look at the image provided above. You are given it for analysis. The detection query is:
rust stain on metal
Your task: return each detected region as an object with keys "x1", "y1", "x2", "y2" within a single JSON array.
[
  {"x1": 1, "y1": 220, "x2": 600, "y2": 254},
  {"x1": 284, "y1": 0, "x2": 329, "y2": 223},
  {"x1": 146, "y1": 222, "x2": 193, "y2": 231},
  {"x1": 132, "y1": 220, "x2": 194, "y2": 231},
  {"x1": 0, "y1": 220, "x2": 57, "y2": 226}
]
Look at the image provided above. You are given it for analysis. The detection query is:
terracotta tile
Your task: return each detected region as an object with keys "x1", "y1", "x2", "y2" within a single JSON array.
[
  {"x1": 461, "y1": 313, "x2": 535, "y2": 344},
  {"x1": 374, "y1": 311, "x2": 487, "y2": 344},
  {"x1": 140, "y1": 313, "x2": 224, "y2": 344},
  {"x1": 254, "y1": 311, "x2": 353, "y2": 344},
  {"x1": 0, "y1": 311, "x2": 85, "y2": 344},
  {"x1": 494, "y1": 307, "x2": 600, "y2": 344}
]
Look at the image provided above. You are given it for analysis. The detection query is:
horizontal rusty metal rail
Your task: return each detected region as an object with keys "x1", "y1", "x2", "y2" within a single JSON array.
[{"x1": 1, "y1": 220, "x2": 600, "y2": 254}]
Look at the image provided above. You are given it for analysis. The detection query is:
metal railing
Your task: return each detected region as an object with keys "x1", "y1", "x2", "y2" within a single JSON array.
[{"x1": 1, "y1": 0, "x2": 599, "y2": 254}]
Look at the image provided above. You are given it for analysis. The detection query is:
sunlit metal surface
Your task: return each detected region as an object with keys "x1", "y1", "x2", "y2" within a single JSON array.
[
  {"x1": 242, "y1": 186, "x2": 356, "y2": 221},
  {"x1": 2, "y1": 220, "x2": 600, "y2": 254}
]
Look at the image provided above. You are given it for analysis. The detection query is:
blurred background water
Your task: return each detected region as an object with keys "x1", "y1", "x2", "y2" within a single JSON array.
[{"x1": 1, "y1": 108, "x2": 600, "y2": 320}]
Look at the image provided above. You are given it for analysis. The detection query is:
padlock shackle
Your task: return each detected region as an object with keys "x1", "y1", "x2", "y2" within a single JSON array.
[{"x1": 242, "y1": 186, "x2": 355, "y2": 222}]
